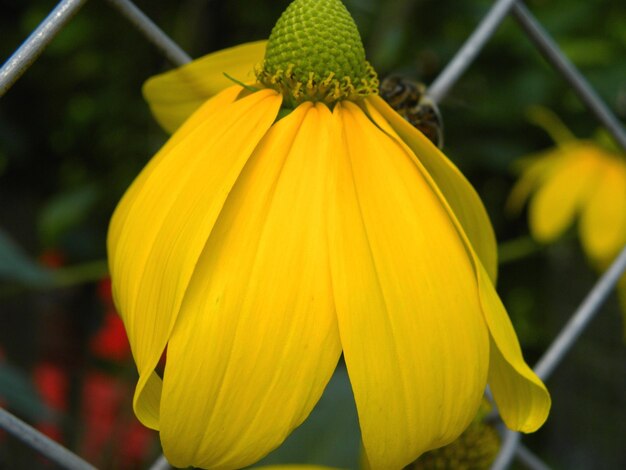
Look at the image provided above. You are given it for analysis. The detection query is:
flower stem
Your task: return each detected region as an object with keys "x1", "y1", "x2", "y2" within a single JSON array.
[
  {"x1": 0, "y1": 260, "x2": 109, "y2": 298},
  {"x1": 498, "y1": 236, "x2": 543, "y2": 265},
  {"x1": 52, "y1": 259, "x2": 109, "y2": 287}
]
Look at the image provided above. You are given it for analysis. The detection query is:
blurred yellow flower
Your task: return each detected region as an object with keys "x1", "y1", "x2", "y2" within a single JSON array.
[
  {"x1": 508, "y1": 107, "x2": 626, "y2": 334},
  {"x1": 508, "y1": 115, "x2": 626, "y2": 264},
  {"x1": 108, "y1": 1, "x2": 549, "y2": 469}
]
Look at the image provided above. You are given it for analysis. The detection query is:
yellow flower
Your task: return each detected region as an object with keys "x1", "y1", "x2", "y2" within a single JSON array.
[
  {"x1": 508, "y1": 129, "x2": 626, "y2": 265},
  {"x1": 108, "y1": 1, "x2": 549, "y2": 469},
  {"x1": 509, "y1": 107, "x2": 626, "y2": 336}
]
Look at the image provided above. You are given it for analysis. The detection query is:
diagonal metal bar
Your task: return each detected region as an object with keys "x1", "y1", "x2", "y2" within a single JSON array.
[
  {"x1": 105, "y1": 0, "x2": 192, "y2": 67},
  {"x1": 428, "y1": 0, "x2": 519, "y2": 104},
  {"x1": 0, "y1": 407, "x2": 96, "y2": 470},
  {"x1": 0, "y1": 0, "x2": 88, "y2": 98},
  {"x1": 492, "y1": 431, "x2": 522, "y2": 470},
  {"x1": 149, "y1": 454, "x2": 172, "y2": 470},
  {"x1": 534, "y1": 244, "x2": 626, "y2": 381},
  {"x1": 511, "y1": 2, "x2": 626, "y2": 152},
  {"x1": 492, "y1": 244, "x2": 626, "y2": 469},
  {"x1": 516, "y1": 443, "x2": 552, "y2": 470}
]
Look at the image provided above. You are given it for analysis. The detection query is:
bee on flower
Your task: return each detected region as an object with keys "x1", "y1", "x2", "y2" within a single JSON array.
[
  {"x1": 508, "y1": 107, "x2": 626, "y2": 334},
  {"x1": 108, "y1": 0, "x2": 550, "y2": 468}
]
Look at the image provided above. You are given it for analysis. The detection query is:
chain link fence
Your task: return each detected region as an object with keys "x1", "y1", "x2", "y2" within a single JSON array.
[{"x1": 1, "y1": 0, "x2": 625, "y2": 469}]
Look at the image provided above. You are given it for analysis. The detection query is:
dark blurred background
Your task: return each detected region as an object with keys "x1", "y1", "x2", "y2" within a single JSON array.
[{"x1": 0, "y1": 0, "x2": 625, "y2": 468}]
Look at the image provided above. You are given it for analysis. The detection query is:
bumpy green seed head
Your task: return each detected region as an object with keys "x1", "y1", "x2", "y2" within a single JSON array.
[
  {"x1": 409, "y1": 399, "x2": 501, "y2": 470},
  {"x1": 257, "y1": 0, "x2": 379, "y2": 106}
]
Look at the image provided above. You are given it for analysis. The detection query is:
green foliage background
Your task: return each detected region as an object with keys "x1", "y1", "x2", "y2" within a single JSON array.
[{"x1": 0, "y1": 0, "x2": 625, "y2": 468}]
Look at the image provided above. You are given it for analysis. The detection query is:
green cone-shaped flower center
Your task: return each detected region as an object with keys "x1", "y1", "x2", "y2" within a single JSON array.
[
  {"x1": 257, "y1": 0, "x2": 379, "y2": 106},
  {"x1": 410, "y1": 400, "x2": 501, "y2": 470}
]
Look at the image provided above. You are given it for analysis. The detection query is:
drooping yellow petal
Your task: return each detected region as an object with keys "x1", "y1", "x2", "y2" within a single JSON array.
[
  {"x1": 529, "y1": 147, "x2": 603, "y2": 243},
  {"x1": 159, "y1": 103, "x2": 342, "y2": 469},
  {"x1": 476, "y1": 263, "x2": 550, "y2": 432},
  {"x1": 580, "y1": 158, "x2": 626, "y2": 263},
  {"x1": 107, "y1": 87, "x2": 282, "y2": 429},
  {"x1": 360, "y1": 98, "x2": 549, "y2": 440},
  {"x1": 367, "y1": 95, "x2": 498, "y2": 282},
  {"x1": 143, "y1": 40, "x2": 267, "y2": 133},
  {"x1": 328, "y1": 101, "x2": 489, "y2": 469}
]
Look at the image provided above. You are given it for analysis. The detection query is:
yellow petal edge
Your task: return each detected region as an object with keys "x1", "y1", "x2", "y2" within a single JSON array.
[
  {"x1": 368, "y1": 96, "x2": 499, "y2": 283},
  {"x1": 158, "y1": 102, "x2": 341, "y2": 469},
  {"x1": 365, "y1": 97, "x2": 550, "y2": 433},
  {"x1": 330, "y1": 101, "x2": 489, "y2": 469},
  {"x1": 143, "y1": 40, "x2": 267, "y2": 133},
  {"x1": 108, "y1": 86, "x2": 282, "y2": 433}
]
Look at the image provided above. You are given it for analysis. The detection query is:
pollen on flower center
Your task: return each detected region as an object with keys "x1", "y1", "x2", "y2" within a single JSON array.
[{"x1": 256, "y1": 0, "x2": 379, "y2": 107}]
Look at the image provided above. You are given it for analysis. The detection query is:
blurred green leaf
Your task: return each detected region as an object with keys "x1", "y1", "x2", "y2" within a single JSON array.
[
  {"x1": 593, "y1": 128, "x2": 624, "y2": 154},
  {"x1": 0, "y1": 229, "x2": 53, "y2": 286},
  {"x1": 38, "y1": 184, "x2": 100, "y2": 247},
  {"x1": 560, "y1": 38, "x2": 616, "y2": 67},
  {"x1": 0, "y1": 363, "x2": 57, "y2": 423}
]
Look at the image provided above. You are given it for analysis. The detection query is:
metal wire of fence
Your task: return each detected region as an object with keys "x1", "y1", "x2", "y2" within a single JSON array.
[{"x1": 0, "y1": 0, "x2": 625, "y2": 469}]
